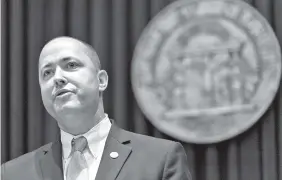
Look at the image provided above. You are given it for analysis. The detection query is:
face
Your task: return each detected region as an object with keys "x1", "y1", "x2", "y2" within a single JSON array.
[{"x1": 38, "y1": 38, "x2": 105, "y2": 130}]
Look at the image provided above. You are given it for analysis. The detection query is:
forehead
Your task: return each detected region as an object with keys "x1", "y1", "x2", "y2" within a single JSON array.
[{"x1": 39, "y1": 39, "x2": 91, "y2": 68}]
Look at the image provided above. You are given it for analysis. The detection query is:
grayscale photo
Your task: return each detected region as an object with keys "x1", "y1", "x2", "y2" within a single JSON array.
[{"x1": 1, "y1": 0, "x2": 282, "y2": 180}]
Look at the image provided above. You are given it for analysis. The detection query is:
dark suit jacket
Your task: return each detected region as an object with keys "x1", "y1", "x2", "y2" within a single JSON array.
[{"x1": 1, "y1": 122, "x2": 192, "y2": 180}]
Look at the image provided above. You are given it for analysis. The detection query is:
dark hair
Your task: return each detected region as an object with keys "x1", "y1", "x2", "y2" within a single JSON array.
[{"x1": 83, "y1": 43, "x2": 101, "y2": 72}]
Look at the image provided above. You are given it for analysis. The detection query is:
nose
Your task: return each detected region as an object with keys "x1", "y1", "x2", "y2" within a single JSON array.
[{"x1": 53, "y1": 68, "x2": 67, "y2": 87}]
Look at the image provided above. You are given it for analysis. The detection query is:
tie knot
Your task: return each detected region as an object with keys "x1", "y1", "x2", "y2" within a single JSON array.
[{"x1": 71, "y1": 136, "x2": 87, "y2": 153}]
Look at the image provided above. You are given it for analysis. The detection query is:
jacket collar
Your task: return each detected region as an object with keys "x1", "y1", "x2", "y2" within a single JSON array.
[
  {"x1": 39, "y1": 140, "x2": 64, "y2": 180},
  {"x1": 95, "y1": 120, "x2": 132, "y2": 180},
  {"x1": 39, "y1": 120, "x2": 132, "y2": 180}
]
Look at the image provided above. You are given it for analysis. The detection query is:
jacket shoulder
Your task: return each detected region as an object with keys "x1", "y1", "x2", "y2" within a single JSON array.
[
  {"x1": 2, "y1": 142, "x2": 53, "y2": 179},
  {"x1": 120, "y1": 128, "x2": 181, "y2": 151},
  {"x1": 116, "y1": 128, "x2": 191, "y2": 179},
  {"x1": 3, "y1": 143, "x2": 52, "y2": 167}
]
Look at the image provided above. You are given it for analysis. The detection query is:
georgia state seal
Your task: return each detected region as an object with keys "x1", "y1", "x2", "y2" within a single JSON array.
[{"x1": 131, "y1": 0, "x2": 281, "y2": 143}]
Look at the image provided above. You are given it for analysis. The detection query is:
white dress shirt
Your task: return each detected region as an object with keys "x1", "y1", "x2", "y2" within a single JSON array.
[{"x1": 60, "y1": 115, "x2": 112, "y2": 180}]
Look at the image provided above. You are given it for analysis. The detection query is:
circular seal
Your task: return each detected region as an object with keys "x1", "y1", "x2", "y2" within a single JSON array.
[{"x1": 131, "y1": 0, "x2": 281, "y2": 143}]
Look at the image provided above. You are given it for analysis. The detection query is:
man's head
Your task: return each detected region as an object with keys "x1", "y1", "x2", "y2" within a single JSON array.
[{"x1": 38, "y1": 36, "x2": 108, "y2": 135}]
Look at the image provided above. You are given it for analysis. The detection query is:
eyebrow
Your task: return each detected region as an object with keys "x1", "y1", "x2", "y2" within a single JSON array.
[
  {"x1": 61, "y1": 57, "x2": 72, "y2": 62},
  {"x1": 41, "y1": 63, "x2": 52, "y2": 70},
  {"x1": 40, "y1": 57, "x2": 74, "y2": 69}
]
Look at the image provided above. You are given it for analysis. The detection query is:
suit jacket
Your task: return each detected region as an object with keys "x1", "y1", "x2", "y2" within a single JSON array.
[{"x1": 1, "y1": 121, "x2": 192, "y2": 180}]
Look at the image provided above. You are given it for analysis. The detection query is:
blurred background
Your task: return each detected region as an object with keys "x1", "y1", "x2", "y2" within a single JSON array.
[{"x1": 1, "y1": 0, "x2": 282, "y2": 180}]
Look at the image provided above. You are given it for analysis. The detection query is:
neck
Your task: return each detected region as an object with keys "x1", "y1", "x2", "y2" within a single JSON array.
[{"x1": 58, "y1": 100, "x2": 106, "y2": 136}]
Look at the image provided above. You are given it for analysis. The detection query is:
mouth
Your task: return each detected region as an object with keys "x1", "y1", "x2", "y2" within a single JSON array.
[
  {"x1": 57, "y1": 91, "x2": 68, "y2": 96},
  {"x1": 54, "y1": 90, "x2": 73, "y2": 97}
]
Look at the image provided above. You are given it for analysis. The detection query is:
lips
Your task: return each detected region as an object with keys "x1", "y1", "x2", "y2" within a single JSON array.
[{"x1": 54, "y1": 89, "x2": 72, "y2": 97}]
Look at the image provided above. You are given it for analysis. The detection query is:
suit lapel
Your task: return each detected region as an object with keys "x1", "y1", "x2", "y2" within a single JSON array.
[
  {"x1": 39, "y1": 139, "x2": 64, "y2": 180},
  {"x1": 95, "y1": 122, "x2": 132, "y2": 180},
  {"x1": 38, "y1": 120, "x2": 132, "y2": 180}
]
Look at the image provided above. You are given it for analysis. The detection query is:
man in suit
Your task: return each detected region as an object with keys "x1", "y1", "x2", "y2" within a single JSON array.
[{"x1": 1, "y1": 37, "x2": 191, "y2": 180}]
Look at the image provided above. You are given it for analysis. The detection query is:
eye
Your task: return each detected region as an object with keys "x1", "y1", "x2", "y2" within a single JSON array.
[
  {"x1": 43, "y1": 70, "x2": 53, "y2": 78},
  {"x1": 66, "y1": 62, "x2": 79, "y2": 69}
]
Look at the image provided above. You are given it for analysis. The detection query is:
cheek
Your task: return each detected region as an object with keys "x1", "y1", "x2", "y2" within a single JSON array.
[
  {"x1": 76, "y1": 71, "x2": 98, "y2": 89},
  {"x1": 76, "y1": 74, "x2": 99, "y2": 101},
  {"x1": 41, "y1": 90, "x2": 54, "y2": 114},
  {"x1": 40, "y1": 83, "x2": 53, "y2": 103}
]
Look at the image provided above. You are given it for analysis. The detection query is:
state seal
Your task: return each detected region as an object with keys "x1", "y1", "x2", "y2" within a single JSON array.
[{"x1": 131, "y1": 0, "x2": 281, "y2": 143}]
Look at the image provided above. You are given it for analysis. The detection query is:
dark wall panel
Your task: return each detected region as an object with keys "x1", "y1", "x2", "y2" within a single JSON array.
[{"x1": 2, "y1": 0, "x2": 282, "y2": 179}]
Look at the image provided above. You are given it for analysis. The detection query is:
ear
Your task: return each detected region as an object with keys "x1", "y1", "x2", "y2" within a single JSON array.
[{"x1": 98, "y1": 70, "x2": 108, "y2": 92}]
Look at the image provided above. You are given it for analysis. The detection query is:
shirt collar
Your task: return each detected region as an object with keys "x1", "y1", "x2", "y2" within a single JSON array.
[{"x1": 60, "y1": 114, "x2": 112, "y2": 159}]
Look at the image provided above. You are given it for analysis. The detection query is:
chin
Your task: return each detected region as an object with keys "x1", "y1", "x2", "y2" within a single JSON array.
[{"x1": 54, "y1": 101, "x2": 82, "y2": 113}]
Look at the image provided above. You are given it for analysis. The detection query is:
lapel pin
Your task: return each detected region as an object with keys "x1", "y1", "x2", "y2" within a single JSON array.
[{"x1": 110, "y1": 152, "x2": 119, "y2": 159}]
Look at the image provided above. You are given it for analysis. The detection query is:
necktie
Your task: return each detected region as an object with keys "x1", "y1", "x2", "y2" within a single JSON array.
[{"x1": 66, "y1": 136, "x2": 88, "y2": 180}]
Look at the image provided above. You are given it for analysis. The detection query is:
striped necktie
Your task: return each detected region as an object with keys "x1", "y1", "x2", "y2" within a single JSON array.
[{"x1": 66, "y1": 136, "x2": 88, "y2": 180}]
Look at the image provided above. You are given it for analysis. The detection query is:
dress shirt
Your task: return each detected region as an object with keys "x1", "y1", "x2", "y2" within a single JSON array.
[{"x1": 60, "y1": 114, "x2": 112, "y2": 180}]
